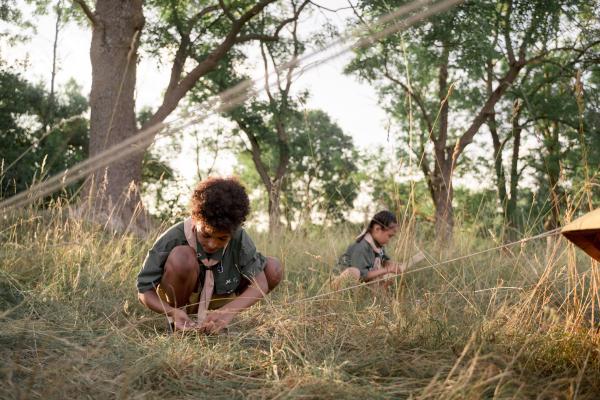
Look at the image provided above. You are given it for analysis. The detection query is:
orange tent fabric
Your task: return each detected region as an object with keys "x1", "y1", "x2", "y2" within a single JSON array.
[{"x1": 561, "y1": 208, "x2": 600, "y2": 262}]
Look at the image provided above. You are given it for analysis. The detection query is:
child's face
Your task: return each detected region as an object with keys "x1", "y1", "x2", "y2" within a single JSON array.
[
  {"x1": 371, "y1": 224, "x2": 398, "y2": 246},
  {"x1": 196, "y1": 223, "x2": 232, "y2": 253}
]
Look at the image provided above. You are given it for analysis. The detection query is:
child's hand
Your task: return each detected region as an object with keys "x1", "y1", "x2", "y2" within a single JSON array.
[
  {"x1": 385, "y1": 262, "x2": 406, "y2": 274},
  {"x1": 409, "y1": 251, "x2": 426, "y2": 266},
  {"x1": 171, "y1": 308, "x2": 198, "y2": 331},
  {"x1": 199, "y1": 309, "x2": 234, "y2": 334}
]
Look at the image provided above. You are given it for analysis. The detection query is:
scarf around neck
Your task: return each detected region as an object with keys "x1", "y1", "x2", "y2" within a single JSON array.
[
  {"x1": 362, "y1": 232, "x2": 385, "y2": 270},
  {"x1": 183, "y1": 217, "x2": 229, "y2": 324}
]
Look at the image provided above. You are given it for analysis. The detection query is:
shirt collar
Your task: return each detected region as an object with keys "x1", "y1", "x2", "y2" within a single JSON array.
[{"x1": 363, "y1": 232, "x2": 384, "y2": 255}]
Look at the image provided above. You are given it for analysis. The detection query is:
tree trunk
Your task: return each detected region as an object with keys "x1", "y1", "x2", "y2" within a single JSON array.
[
  {"x1": 543, "y1": 121, "x2": 563, "y2": 261},
  {"x1": 489, "y1": 117, "x2": 508, "y2": 209},
  {"x1": 506, "y1": 103, "x2": 522, "y2": 237},
  {"x1": 431, "y1": 44, "x2": 454, "y2": 244},
  {"x1": 43, "y1": 0, "x2": 62, "y2": 132},
  {"x1": 486, "y1": 60, "x2": 508, "y2": 222},
  {"x1": 543, "y1": 121, "x2": 563, "y2": 231},
  {"x1": 268, "y1": 179, "x2": 283, "y2": 233},
  {"x1": 84, "y1": 0, "x2": 145, "y2": 229},
  {"x1": 432, "y1": 159, "x2": 454, "y2": 245}
]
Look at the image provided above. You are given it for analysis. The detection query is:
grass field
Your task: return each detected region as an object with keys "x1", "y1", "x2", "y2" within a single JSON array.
[{"x1": 1, "y1": 207, "x2": 599, "y2": 399}]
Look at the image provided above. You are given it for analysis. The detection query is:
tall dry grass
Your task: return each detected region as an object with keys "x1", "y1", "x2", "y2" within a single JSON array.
[{"x1": 1, "y1": 201, "x2": 599, "y2": 399}]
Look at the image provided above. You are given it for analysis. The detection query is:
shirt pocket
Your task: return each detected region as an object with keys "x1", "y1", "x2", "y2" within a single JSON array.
[{"x1": 215, "y1": 272, "x2": 240, "y2": 295}]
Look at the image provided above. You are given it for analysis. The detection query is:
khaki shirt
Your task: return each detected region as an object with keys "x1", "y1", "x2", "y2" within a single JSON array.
[
  {"x1": 137, "y1": 221, "x2": 266, "y2": 295},
  {"x1": 337, "y1": 239, "x2": 390, "y2": 280}
]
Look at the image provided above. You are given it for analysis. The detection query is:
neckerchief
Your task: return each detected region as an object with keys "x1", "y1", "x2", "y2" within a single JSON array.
[
  {"x1": 363, "y1": 232, "x2": 385, "y2": 270},
  {"x1": 183, "y1": 217, "x2": 229, "y2": 324}
]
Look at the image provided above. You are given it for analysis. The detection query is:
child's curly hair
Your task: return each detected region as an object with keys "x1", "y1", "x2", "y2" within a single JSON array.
[{"x1": 190, "y1": 177, "x2": 250, "y2": 233}]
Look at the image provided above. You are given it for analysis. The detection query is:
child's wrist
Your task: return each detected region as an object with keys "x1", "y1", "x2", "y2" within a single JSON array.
[{"x1": 167, "y1": 307, "x2": 182, "y2": 317}]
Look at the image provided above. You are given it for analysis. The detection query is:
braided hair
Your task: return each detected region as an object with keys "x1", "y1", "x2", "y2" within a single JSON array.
[{"x1": 356, "y1": 210, "x2": 398, "y2": 242}]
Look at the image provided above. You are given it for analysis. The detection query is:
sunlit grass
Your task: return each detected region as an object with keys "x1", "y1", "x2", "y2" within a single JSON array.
[{"x1": 1, "y1": 204, "x2": 599, "y2": 399}]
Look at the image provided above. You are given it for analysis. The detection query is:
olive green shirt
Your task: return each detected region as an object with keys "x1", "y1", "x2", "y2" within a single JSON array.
[
  {"x1": 337, "y1": 238, "x2": 390, "y2": 280},
  {"x1": 137, "y1": 221, "x2": 266, "y2": 295}
]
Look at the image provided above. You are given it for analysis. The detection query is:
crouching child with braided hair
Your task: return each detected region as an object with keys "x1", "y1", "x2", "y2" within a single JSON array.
[
  {"x1": 136, "y1": 177, "x2": 282, "y2": 334},
  {"x1": 333, "y1": 210, "x2": 424, "y2": 289}
]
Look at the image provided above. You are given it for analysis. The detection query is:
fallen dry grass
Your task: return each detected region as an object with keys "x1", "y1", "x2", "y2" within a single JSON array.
[{"x1": 1, "y1": 206, "x2": 599, "y2": 399}]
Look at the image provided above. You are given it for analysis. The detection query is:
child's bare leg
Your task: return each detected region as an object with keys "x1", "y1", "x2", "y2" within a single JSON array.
[
  {"x1": 264, "y1": 256, "x2": 283, "y2": 291},
  {"x1": 332, "y1": 267, "x2": 361, "y2": 290},
  {"x1": 378, "y1": 277, "x2": 393, "y2": 289},
  {"x1": 210, "y1": 257, "x2": 283, "y2": 310},
  {"x1": 160, "y1": 245, "x2": 199, "y2": 312}
]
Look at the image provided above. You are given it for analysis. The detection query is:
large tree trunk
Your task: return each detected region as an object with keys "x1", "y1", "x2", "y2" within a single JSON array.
[
  {"x1": 542, "y1": 121, "x2": 563, "y2": 261},
  {"x1": 506, "y1": 102, "x2": 522, "y2": 238},
  {"x1": 236, "y1": 120, "x2": 287, "y2": 235},
  {"x1": 543, "y1": 121, "x2": 563, "y2": 231},
  {"x1": 267, "y1": 179, "x2": 283, "y2": 233},
  {"x1": 84, "y1": 0, "x2": 145, "y2": 229},
  {"x1": 432, "y1": 161, "x2": 454, "y2": 245},
  {"x1": 486, "y1": 61, "x2": 508, "y2": 222},
  {"x1": 489, "y1": 116, "x2": 508, "y2": 208},
  {"x1": 432, "y1": 45, "x2": 454, "y2": 244}
]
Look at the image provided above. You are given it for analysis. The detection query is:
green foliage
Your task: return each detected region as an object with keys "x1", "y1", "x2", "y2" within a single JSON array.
[
  {"x1": 26, "y1": 0, "x2": 86, "y2": 25},
  {"x1": 346, "y1": 0, "x2": 599, "y2": 235},
  {"x1": 283, "y1": 110, "x2": 360, "y2": 224},
  {"x1": 137, "y1": 106, "x2": 184, "y2": 223},
  {"x1": 141, "y1": 0, "x2": 299, "y2": 69},
  {"x1": 0, "y1": 69, "x2": 89, "y2": 200},
  {"x1": 0, "y1": 0, "x2": 22, "y2": 22},
  {"x1": 230, "y1": 106, "x2": 361, "y2": 226}
]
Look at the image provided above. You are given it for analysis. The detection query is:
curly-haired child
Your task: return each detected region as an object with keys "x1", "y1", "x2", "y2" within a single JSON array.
[{"x1": 137, "y1": 177, "x2": 282, "y2": 333}]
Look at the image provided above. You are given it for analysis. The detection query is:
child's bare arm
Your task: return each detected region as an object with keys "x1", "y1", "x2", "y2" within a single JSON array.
[
  {"x1": 383, "y1": 251, "x2": 426, "y2": 274},
  {"x1": 363, "y1": 267, "x2": 393, "y2": 281},
  {"x1": 199, "y1": 271, "x2": 269, "y2": 333},
  {"x1": 138, "y1": 290, "x2": 196, "y2": 330}
]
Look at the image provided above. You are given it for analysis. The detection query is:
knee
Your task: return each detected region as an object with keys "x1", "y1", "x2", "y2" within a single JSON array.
[
  {"x1": 340, "y1": 267, "x2": 361, "y2": 281},
  {"x1": 164, "y1": 246, "x2": 197, "y2": 279},
  {"x1": 264, "y1": 256, "x2": 283, "y2": 290}
]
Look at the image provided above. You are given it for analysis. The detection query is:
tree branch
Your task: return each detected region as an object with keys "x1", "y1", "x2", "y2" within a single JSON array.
[
  {"x1": 517, "y1": 6, "x2": 540, "y2": 63},
  {"x1": 383, "y1": 66, "x2": 433, "y2": 135},
  {"x1": 235, "y1": 118, "x2": 272, "y2": 190},
  {"x1": 235, "y1": 0, "x2": 310, "y2": 43},
  {"x1": 72, "y1": 0, "x2": 96, "y2": 25},
  {"x1": 165, "y1": 34, "x2": 190, "y2": 95},
  {"x1": 525, "y1": 39, "x2": 600, "y2": 65},
  {"x1": 380, "y1": 46, "x2": 435, "y2": 137},
  {"x1": 260, "y1": 42, "x2": 276, "y2": 103},
  {"x1": 283, "y1": 4, "x2": 301, "y2": 97},
  {"x1": 436, "y1": 44, "x2": 450, "y2": 159},
  {"x1": 502, "y1": 0, "x2": 515, "y2": 64},
  {"x1": 309, "y1": 0, "x2": 354, "y2": 13},
  {"x1": 189, "y1": 5, "x2": 221, "y2": 27},
  {"x1": 218, "y1": 0, "x2": 236, "y2": 22},
  {"x1": 142, "y1": 0, "x2": 277, "y2": 130},
  {"x1": 452, "y1": 61, "x2": 525, "y2": 163}
]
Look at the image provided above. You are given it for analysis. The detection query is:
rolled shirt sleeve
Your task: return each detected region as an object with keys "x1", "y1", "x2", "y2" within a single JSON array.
[
  {"x1": 137, "y1": 249, "x2": 171, "y2": 293},
  {"x1": 238, "y1": 230, "x2": 267, "y2": 280},
  {"x1": 137, "y1": 223, "x2": 185, "y2": 293},
  {"x1": 350, "y1": 245, "x2": 373, "y2": 280}
]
